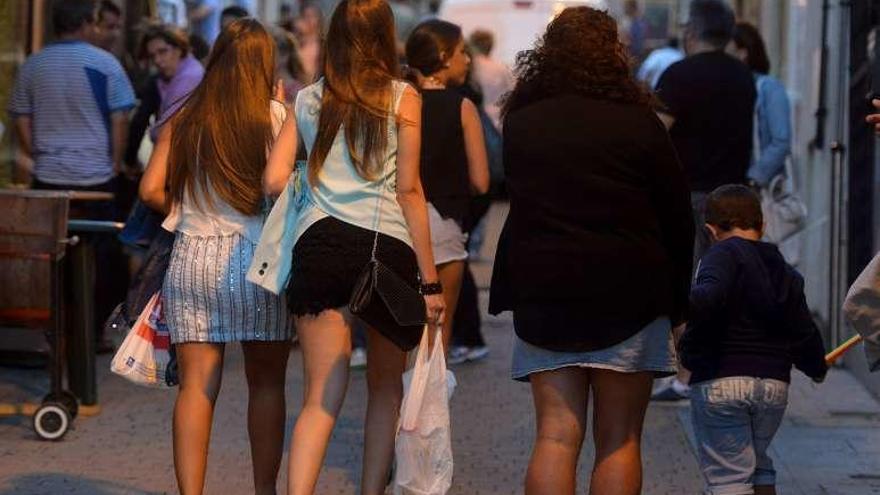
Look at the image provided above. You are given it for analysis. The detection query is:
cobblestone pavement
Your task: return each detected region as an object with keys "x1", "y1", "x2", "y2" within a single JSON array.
[{"x1": 1, "y1": 204, "x2": 879, "y2": 494}]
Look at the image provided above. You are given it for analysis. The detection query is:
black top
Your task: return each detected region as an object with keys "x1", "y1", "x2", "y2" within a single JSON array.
[
  {"x1": 489, "y1": 95, "x2": 695, "y2": 351},
  {"x1": 125, "y1": 74, "x2": 160, "y2": 167},
  {"x1": 420, "y1": 89, "x2": 470, "y2": 223},
  {"x1": 656, "y1": 51, "x2": 756, "y2": 193},
  {"x1": 679, "y1": 237, "x2": 828, "y2": 384}
]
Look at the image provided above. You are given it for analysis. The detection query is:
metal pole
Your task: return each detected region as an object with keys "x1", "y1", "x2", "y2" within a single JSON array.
[
  {"x1": 829, "y1": 0, "x2": 853, "y2": 350},
  {"x1": 829, "y1": 140, "x2": 846, "y2": 348},
  {"x1": 66, "y1": 239, "x2": 97, "y2": 406},
  {"x1": 812, "y1": 0, "x2": 831, "y2": 150}
]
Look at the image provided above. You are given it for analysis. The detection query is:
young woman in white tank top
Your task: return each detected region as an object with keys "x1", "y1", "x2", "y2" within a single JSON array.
[{"x1": 139, "y1": 19, "x2": 291, "y2": 495}]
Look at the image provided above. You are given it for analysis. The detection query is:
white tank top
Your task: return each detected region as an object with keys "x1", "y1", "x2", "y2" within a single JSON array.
[{"x1": 162, "y1": 100, "x2": 287, "y2": 242}]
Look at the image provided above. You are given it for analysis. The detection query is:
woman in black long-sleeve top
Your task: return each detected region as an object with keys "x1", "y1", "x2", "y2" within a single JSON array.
[{"x1": 488, "y1": 8, "x2": 694, "y2": 495}]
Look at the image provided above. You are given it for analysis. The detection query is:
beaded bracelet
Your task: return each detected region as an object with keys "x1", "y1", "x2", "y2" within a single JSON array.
[{"x1": 420, "y1": 281, "x2": 443, "y2": 295}]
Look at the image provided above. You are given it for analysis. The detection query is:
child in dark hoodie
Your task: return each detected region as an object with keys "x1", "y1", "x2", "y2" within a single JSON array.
[{"x1": 679, "y1": 184, "x2": 828, "y2": 495}]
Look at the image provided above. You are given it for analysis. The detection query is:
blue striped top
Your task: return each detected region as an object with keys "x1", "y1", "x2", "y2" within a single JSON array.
[{"x1": 8, "y1": 40, "x2": 136, "y2": 186}]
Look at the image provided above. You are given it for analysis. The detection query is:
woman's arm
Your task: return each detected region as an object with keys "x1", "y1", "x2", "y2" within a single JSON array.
[
  {"x1": 750, "y1": 79, "x2": 792, "y2": 186},
  {"x1": 396, "y1": 85, "x2": 445, "y2": 323},
  {"x1": 461, "y1": 98, "x2": 490, "y2": 195},
  {"x1": 264, "y1": 111, "x2": 299, "y2": 195},
  {"x1": 139, "y1": 123, "x2": 173, "y2": 214}
]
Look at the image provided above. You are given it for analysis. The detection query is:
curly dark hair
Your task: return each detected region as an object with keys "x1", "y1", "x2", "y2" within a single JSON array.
[{"x1": 502, "y1": 7, "x2": 655, "y2": 117}]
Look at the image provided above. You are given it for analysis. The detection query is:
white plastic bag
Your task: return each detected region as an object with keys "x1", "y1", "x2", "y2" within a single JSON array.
[
  {"x1": 394, "y1": 325, "x2": 453, "y2": 495},
  {"x1": 110, "y1": 293, "x2": 173, "y2": 388}
]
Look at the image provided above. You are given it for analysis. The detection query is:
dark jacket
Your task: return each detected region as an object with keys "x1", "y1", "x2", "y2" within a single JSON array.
[
  {"x1": 489, "y1": 95, "x2": 695, "y2": 351},
  {"x1": 679, "y1": 237, "x2": 828, "y2": 384}
]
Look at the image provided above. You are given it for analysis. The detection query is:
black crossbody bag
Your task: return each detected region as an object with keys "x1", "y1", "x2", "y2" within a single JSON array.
[{"x1": 349, "y1": 131, "x2": 426, "y2": 351}]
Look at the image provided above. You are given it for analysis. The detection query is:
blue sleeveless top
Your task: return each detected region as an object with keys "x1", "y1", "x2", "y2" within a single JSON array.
[{"x1": 292, "y1": 79, "x2": 413, "y2": 248}]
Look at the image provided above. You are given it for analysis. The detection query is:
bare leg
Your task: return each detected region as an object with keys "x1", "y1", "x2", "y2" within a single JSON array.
[
  {"x1": 436, "y1": 260, "x2": 465, "y2": 351},
  {"x1": 242, "y1": 341, "x2": 291, "y2": 495},
  {"x1": 287, "y1": 310, "x2": 352, "y2": 495},
  {"x1": 360, "y1": 327, "x2": 408, "y2": 494},
  {"x1": 525, "y1": 367, "x2": 590, "y2": 495},
  {"x1": 589, "y1": 369, "x2": 653, "y2": 495},
  {"x1": 173, "y1": 343, "x2": 225, "y2": 495}
]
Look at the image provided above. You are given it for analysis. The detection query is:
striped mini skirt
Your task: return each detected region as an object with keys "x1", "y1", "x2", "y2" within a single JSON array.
[{"x1": 162, "y1": 231, "x2": 290, "y2": 344}]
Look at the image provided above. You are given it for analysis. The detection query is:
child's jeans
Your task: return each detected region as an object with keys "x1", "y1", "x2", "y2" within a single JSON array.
[{"x1": 690, "y1": 376, "x2": 789, "y2": 495}]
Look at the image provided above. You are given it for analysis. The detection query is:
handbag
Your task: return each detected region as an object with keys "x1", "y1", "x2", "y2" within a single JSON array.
[
  {"x1": 349, "y1": 142, "x2": 426, "y2": 351},
  {"x1": 350, "y1": 257, "x2": 427, "y2": 350},
  {"x1": 760, "y1": 157, "x2": 807, "y2": 244}
]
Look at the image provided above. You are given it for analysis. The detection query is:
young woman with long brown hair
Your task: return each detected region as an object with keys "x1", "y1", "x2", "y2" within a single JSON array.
[
  {"x1": 490, "y1": 7, "x2": 694, "y2": 495},
  {"x1": 405, "y1": 20, "x2": 490, "y2": 353},
  {"x1": 261, "y1": 0, "x2": 444, "y2": 493},
  {"x1": 139, "y1": 19, "x2": 291, "y2": 495}
]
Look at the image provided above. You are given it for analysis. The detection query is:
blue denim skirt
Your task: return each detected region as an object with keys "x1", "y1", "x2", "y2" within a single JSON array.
[{"x1": 511, "y1": 316, "x2": 677, "y2": 381}]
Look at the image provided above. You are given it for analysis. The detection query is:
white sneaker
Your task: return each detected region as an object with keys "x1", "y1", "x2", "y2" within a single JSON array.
[
  {"x1": 350, "y1": 347, "x2": 367, "y2": 369},
  {"x1": 447, "y1": 346, "x2": 470, "y2": 365},
  {"x1": 465, "y1": 346, "x2": 489, "y2": 362},
  {"x1": 651, "y1": 377, "x2": 689, "y2": 401}
]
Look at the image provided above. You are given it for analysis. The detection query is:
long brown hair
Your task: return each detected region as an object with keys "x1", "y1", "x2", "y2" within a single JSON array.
[
  {"x1": 502, "y1": 7, "x2": 655, "y2": 117},
  {"x1": 308, "y1": 0, "x2": 400, "y2": 185},
  {"x1": 167, "y1": 18, "x2": 275, "y2": 216}
]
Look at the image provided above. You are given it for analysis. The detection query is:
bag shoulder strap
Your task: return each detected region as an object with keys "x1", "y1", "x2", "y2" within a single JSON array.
[{"x1": 368, "y1": 83, "x2": 402, "y2": 262}]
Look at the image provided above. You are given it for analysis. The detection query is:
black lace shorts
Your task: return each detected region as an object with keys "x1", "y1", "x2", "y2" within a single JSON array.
[{"x1": 287, "y1": 216, "x2": 420, "y2": 317}]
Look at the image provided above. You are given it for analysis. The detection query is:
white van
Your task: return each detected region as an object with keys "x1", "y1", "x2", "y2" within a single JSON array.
[{"x1": 439, "y1": 0, "x2": 623, "y2": 66}]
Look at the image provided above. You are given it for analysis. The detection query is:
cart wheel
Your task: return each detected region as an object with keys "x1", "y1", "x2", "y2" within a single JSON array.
[
  {"x1": 33, "y1": 402, "x2": 70, "y2": 441},
  {"x1": 43, "y1": 391, "x2": 79, "y2": 419}
]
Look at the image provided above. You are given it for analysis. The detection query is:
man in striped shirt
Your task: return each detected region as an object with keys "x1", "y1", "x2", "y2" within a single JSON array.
[
  {"x1": 8, "y1": 0, "x2": 135, "y2": 195},
  {"x1": 9, "y1": 0, "x2": 136, "y2": 353}
]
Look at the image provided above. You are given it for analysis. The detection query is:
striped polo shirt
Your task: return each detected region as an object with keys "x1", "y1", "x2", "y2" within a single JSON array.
[{"x1": 8, "y1": 40, "x2": 136, "y2": 186}]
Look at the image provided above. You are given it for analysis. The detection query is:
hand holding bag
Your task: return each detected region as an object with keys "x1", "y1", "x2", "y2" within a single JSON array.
[{"x1": 394, "y1": 325, "x2": 454, "y2": 495}]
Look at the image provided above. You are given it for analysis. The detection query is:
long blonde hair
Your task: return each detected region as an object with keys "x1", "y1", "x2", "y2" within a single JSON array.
[
  {"x1": 307, "y1": 0, "x2": 400, "y2": 186},
  {"x1": 167, "y1": 19, "x2": 275, "y2": 216}
]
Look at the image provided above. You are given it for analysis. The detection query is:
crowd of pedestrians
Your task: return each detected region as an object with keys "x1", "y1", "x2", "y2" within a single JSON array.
[{"x1": 11, "y1": 0, "x2": 872, "y2": 494}]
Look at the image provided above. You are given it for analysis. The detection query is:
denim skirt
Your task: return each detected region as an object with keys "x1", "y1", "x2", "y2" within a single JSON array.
[{"x1": 511, "y1": 316, "x2": 677, "y2": 381}]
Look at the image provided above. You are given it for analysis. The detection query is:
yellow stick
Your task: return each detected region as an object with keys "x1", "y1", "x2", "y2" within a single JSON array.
[
  {"x1": 825, "y1": 334, "x2": 863, "y2": 365},
  {"x1": 0, "y1": 402, "x2": 101, "y2": 417}
]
